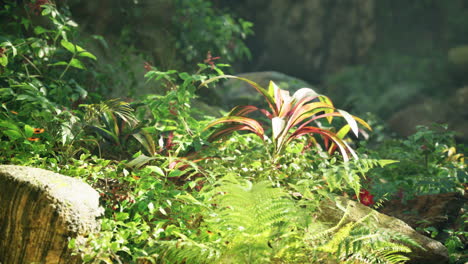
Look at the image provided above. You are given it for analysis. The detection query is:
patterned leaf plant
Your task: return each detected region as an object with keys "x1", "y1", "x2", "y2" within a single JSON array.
[{"x1": 202, "y1": 75, "x2": 371, "y2": 161}]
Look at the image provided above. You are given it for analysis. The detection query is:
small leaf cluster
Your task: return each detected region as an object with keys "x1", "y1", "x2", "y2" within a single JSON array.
[{"x1": 364, "y1": 124, "x2": 467, "y2": 201}]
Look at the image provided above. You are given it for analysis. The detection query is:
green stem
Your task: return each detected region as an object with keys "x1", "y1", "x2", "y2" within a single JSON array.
[
  {"x1": 20, "y1": 54, "x2": 42, "y2": 76},
  {"x1": 59, "y1": 52, "x2": 76, "y2": 80}
]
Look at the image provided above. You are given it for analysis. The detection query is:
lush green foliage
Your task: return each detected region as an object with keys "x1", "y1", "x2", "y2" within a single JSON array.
[
  {"x1": 1, "y1": 1, "x2": 465, "y2": 264},
  {"x1": 364, "y1": 125, "x2": 466, "y2": 201},
  {"x1": 173, "y1": 0, "x2": 253, "y2": 64}
]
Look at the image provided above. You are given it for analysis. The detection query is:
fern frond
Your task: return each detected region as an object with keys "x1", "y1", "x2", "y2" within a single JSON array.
[
  {"x1": 81, "y1": 99, "x2": 137, "y2": 125},
  {"x1": 156, "y1": 238, "x2": 221, "y2": 264},
  {"x1": 305, "y1": 207, "x2": 415, "y2": 264}
]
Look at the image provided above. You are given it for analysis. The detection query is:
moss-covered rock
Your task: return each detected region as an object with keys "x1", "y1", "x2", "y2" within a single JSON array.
[
  {"x1": 319, "y1": 196, "x2": 449, "y2": 264},
  {"x1": 0, "y1": 165, "x2": 103, "y2": 264}
]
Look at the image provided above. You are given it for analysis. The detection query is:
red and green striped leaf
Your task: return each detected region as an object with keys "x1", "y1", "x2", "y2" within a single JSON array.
[
  {"x1": 208, "y1": 124, "x2": 255, "y2": 142},
  {"x1": 288, "y1": 103, "x2": 335, "y2": 129},
  {"x1": 228, "y1": 105, "x2": 259, "y2": 117},
  {"x1": 204, "y1": 116, "x2": 265, "y2": 141},
  {"x1": 286, "y1": 126, "x2": 357, "y2": 161}
]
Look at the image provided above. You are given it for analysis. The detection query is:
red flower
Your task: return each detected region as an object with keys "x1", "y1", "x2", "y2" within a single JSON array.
[
  {"x1": 354, "y1": 189, "x2": 374, "y2": 206},
  {"x1": 27, "y1": 137, "x2": 40, "y2": 142}
]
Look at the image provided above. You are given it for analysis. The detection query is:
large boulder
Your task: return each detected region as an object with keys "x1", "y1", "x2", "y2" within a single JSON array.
[
  {"x1": 0, "y1": 165, "x2": 103, "y2": 264},
  {"x1": 380, "y1": 192, "x2": 467, "y2": 240},
  {"x1": 319, "y1": 196, "x2": 449, "y2": 264},
  {"x1": 210, "y1": 71, "x2": 315, "y2": 109},
  {"x1": 387, "y1": 86, "x2": 468, "y2": 142},
  {"x1": 448, "y1": 45, "x2": 468, "y2": 83},
  {"x1": 227, "y1": 0, "x2": 376, "y2": 83}
]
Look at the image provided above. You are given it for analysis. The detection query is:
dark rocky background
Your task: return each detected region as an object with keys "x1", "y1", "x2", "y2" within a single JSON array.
[{"x1": 66, "y1": 0, "x2": 468, "y2": 142}]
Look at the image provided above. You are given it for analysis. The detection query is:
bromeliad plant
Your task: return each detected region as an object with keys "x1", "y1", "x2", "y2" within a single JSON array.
[{"x1": 202, "y1": 76, "x2": 371, "y2": 161}]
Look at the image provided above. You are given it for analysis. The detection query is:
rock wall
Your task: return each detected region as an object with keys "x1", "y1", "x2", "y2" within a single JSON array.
[
  {"x1": 387, "y1": 86, "x2": 468, "y2": 142},
  {"x1": 0, "y1": 165, "x2": 103, "y2": 264},
  {"x1": 228, "y1": 0, "x2": 376, "y2": 84}
]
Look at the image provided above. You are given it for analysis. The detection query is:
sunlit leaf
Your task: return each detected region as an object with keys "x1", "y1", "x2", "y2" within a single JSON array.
[
  {"x1": 377, "y1": 159, "x2": 399, "y2": 167},
  {"x1": 127, "y1": 154, "x2": 158, "y2": 168},
  {"x1": 49, "y1": 61, "x2": 68, "y2": 67},
  {"x1": 3, "y1": 130, "x2": 22, "y2": 140},
  {"x1": 292, "y1": 87, "x2": 319, "y2": 103},
  {"x1": 336, "y1": 124, "x2": 351, "y2": 140},
  {"x1": 148, "y1": 166, "x2": 165, "y2": 176},
  {"x1": 33, "y1": 26, "x2": 49, "y2": 35},
  {"x1": 272, "y1": 117, "x2": 285, "y2": 139},
  {"x1": 0, "y1": 56, "x2": 7, "y2": 67},
  {"x1": 69, "y1": 58, "x2": 85, "y2": 69},
  {"x1": 338, "y1": 109, "x2": 359, "y2": 137},
  {"x1": 78, "y1": 51, "x2": 97, "y2": 60},
  {"x1": 24, "y1": 124, "x2": 34, "y2": 137}
]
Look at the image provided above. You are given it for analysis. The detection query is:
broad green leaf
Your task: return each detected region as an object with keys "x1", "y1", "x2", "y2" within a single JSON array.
[
  {"x1": 0, "y1": 56, "x2": 7, "y2": 67},
  {"x1": 132, "y1": 131, "x2": 156, "y2": 156},
  {"x1": 188, "y1": 181, "x2": 197, "y2": 189},
  {"x1": 127, "y1": 154, "x2": 157, "y2": 168},
  {"x1": 24, "y1": 124, "x2": 34, "y2": 137},
  {"x1": 147, "y1": 166, "x2": 165, "y2": 176},
  {"x1": 41, "y1": 6, "x2": 51, "y2": 16},
  {"x1": 69, "y1": 58, "x2": 85, "y2": 69},
  {"x1": 0, "y1": 121, "x2": 19, "y2": 130},
  {"x1": 78, "y1": 51, "x2": 97, "y2": 60},
  {"x1": 60, "y1": 39, "x2": 85, "y2": 54},
  {"x1": 377, "y1": 159, "x2": 399, "y2": 167},
  {"x1": 336, "y1": 124, "x2": 351, "y2": 139},
  {"x1": 115, "y1": 212, "x2": 129, "y2": 221},
  {"x1": 88, "y1": 126, "x2": 118, "y2": 144},
  {"x1": 168, "y1": 170, "x2": 183, "y2": 177},
  {"x1": 33, "y1": 26, "x2": 48, "y2": 35},
  {"x1": 49, "y1": 61, "x2": 68, "y2": 67},
  {"x1": 3, "y1": 130, "x2": 22, "y2": 140},
  {"x1": 178, "y1": 72, "x2": 191, "y2": 80}
]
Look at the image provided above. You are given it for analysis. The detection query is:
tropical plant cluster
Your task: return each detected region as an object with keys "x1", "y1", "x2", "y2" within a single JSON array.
[{"x1": 1, "y1": 1, "x2": 466, "y2": 263}]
